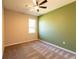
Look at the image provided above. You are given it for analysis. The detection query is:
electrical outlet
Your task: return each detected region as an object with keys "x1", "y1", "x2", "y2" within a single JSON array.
[{"x1": 62, "y1": 41, "x2": 66, "y2": 44}]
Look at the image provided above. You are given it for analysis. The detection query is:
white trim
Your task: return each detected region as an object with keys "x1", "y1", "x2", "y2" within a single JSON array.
[
  {"x1": 5, "y1": 41, "x2": 27, "y2": 47},
  {"x1": 40, "y1": 40, "x2": 76, "y2": 54},
  {"x1": 5, "y1": 40, "x2": 38, "y2": 47}
]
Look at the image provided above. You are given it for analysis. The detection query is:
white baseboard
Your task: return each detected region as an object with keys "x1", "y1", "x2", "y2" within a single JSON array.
[
  {"x1": 5, "y1": 39, "x2": 38, "y2": 47},
  {"x1": 40, "y1": 40, "x2": 76, "y2": 54}
]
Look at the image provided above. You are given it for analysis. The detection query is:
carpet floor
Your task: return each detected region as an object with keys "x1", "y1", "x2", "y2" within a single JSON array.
[{"x1": 3, "y1": 40, "x2": 76, "y2": 59}]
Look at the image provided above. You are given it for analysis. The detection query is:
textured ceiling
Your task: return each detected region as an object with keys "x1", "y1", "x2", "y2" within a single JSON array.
[{"x1": 3, "y1": 0, "x2": 75, "y2": 16}]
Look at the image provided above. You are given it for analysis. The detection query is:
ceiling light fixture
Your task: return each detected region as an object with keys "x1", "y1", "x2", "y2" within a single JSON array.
[
  {"x1": 34, "y1": 6, "x2": 39, "y2": 12},
  {"x1": 26, "y1": 0, "x2": 47, "y2": 12}
]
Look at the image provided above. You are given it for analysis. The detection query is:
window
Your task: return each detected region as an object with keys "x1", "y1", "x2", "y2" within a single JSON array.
[{"x1": 29, "y1": 18, "x2": 36, "y2": 33}]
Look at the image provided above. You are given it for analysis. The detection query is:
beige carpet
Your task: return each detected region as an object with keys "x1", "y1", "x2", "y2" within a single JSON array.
[{"x1": 3, "y1": 40, "x2": 76, "y2": 59}]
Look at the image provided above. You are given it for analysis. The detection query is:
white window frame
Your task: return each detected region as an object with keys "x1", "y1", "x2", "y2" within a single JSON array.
[{"x1": 29, "y1": 18, "x2": 36, "y2": 33}]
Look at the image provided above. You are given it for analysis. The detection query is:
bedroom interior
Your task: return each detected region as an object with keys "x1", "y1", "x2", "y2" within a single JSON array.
[{"x1": 2, "y1": 0, "x2": 76, "y2": 59}]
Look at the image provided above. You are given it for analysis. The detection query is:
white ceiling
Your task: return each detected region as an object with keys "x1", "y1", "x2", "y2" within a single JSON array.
[{"x1": 3, "y1": 0, "x2": 75, "y2": 16}]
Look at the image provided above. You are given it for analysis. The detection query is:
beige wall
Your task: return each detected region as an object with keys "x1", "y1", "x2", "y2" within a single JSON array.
[
  {"x1": 2, "y1": 8, "x2": 6, "y2": 53},
  {"x1": 4, "y1": 9, "x2": 38, "y2": 46}
]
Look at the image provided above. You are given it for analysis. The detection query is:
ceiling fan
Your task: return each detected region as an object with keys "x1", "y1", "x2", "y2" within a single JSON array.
[{"x1": 26, "y1": 0, "x2": 48, "y2": 12}]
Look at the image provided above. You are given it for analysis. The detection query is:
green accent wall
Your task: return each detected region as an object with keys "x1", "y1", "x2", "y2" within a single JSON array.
[{"x1": 38, "y1": 2, "x2": 76, "y2": 52}]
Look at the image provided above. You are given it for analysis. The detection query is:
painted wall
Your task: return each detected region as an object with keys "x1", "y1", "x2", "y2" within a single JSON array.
[
  {"x1": 39, "y1": 2, "x2": 76, "y2": 52},
  {"x1": 4, "y1": 9, "x2": 38, "y2": 46},
  {"x1": 2, "y1": 7, "x2": 6, "y2": 54}
]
